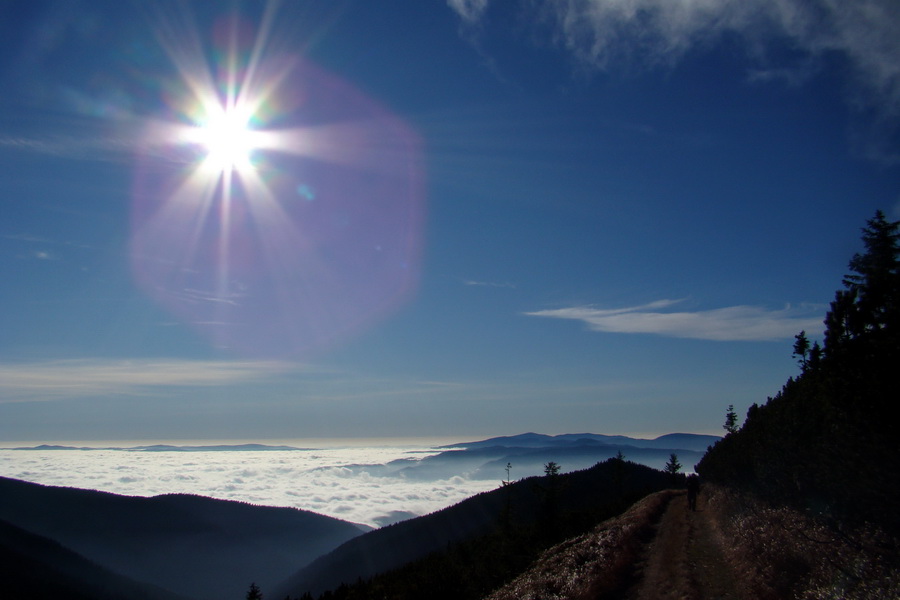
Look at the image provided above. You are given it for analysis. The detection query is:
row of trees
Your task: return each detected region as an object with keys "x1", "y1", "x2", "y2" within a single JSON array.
[{"x1": 698, "y1": 211, "x2": 900, "y2": 533}]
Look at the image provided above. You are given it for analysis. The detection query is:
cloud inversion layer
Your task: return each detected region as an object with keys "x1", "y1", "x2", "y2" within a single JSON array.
[{"x1": 0, "y1": 443, "x2": 497, "y2": 528}]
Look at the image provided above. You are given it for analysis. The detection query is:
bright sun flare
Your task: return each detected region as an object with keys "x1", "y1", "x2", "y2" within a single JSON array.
[{"x1": 186, "y1": 102, "x2": 259, "y2": 173}]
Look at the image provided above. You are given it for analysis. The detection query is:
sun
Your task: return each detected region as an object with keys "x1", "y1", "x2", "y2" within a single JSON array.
[{"x1": 185, "y1": 100, "x2": 260, "y2": 174}]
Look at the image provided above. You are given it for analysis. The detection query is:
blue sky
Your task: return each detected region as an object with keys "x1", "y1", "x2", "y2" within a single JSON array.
[{"x1": 1, "y1": 0, "x2": 899, "y2": 441}]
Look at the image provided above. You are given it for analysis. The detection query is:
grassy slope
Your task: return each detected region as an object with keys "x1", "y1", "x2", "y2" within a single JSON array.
[
  {"x1": 488, "y1": 483, "x2": 900, "y2": 600},
  {"x1": 485, "y1": 490, "x2": 678, "y2": 600}
]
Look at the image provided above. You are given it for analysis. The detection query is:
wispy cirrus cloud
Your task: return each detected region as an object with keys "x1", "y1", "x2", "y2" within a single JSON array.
[
  {"x1": 524, "y1": 299, "x2": 823, "y2": 341},
  {"x1": 449, "y1": 0, "x2": 900, "y2": 159},
  {"x1": 1, "y1": 233, "x2": 93, "y2": 250},
  {"x1": 463, "y1": 279, "x2": 516, "y2": 288},
  {"x1": 0, "y1": 133, "x2": 135, "y2": 162},
  {"x1": 0, "y1": 117, "x2": 194, "y2": 164},
  {"x1": 447, "y1": 0, "x2": 489, "y2": 24},
  {"x1": 0, "y1": 358, "x2": 293, "y2": 403},
  {"x1": 450, "y1": 0, "x2": 900, "y2": 95}
]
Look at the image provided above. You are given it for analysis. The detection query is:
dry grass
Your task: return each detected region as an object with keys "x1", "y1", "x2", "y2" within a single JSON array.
[
  {"x1": 484, "y1": 485, "x2": 900, "y2": 600},
  {"x1": 483, "y1": 490, "x2": 678, "y2": 600},
  {"x1": 703, "y1": 485, "x2": 900, "y2": 600}
]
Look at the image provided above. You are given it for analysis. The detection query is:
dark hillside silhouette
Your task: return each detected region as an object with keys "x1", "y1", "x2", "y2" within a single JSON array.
[
  {"x1": 274, "y1": 458, "x2": 670, "y2": 599},
  {"x1": 0, "y1": 518, "x2": 189, "y2": 600},
  {"x1": 0, "y1": 477, "x2": 365, "y2": 600},
  {"x1": 698, "y1": 211, "x2": 900, "y2": 534}
]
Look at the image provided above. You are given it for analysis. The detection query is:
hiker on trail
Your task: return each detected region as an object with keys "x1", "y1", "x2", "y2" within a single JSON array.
[{"x1": 686, "y1": 474, "x2": 700, "y2": 511}]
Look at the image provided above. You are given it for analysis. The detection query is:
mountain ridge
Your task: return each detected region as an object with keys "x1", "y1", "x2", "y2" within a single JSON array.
[
  {"x1": 273, "y1": 458, "x2": 672, "y2": 599},
  {"x1": 0, "y1": 476, "x2": 365, "y2": 600},
  {"x1": 442, "y1": 432, "x2": 719, "y2": 452}
]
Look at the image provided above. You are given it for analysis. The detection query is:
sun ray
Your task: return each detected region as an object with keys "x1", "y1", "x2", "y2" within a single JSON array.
[{"x1": 131, "y1": 4, "x2": 425, "y2": 358}]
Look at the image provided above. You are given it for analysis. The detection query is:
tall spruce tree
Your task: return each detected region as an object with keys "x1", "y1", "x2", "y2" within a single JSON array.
[
  {"x1": 723, "y1": 404, "x2": 739, "y2": 434},
  {"x1": 843, "y1": 210, "x2": 900, "y2": 326},
  {"x1": 825, "y1": 210, "x2": 900, "y2": 355}
]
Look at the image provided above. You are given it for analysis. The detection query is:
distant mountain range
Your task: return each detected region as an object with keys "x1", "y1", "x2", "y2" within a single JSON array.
[
  {"x1": 377, "y1": 432, "x2": 719, "y2": 482},
  {"x1": 445, "y1": 432, "x2": 720, "y2": 452}
]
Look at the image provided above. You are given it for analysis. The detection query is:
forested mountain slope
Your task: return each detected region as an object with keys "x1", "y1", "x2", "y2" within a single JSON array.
[
  {"x1": 275, "y1": 458, "x2": 670, "y2": 599},
  {"x1": 0, "y1": 518, "x2": 190, "y2": 600},
  {"x1": 698, "y1": 211, "x2": 900, "y2": 535},
  {"x1": 0, "y1": 476, "x2": 366, "y2": 600}
]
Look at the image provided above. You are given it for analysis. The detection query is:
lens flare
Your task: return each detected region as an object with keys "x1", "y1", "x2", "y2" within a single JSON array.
[
  {"x1": 130, "y1": 8, "x2": 425, "y2": 358},
  {"x1": 185, "y1": 101, "x2": 259, "y2": 173}
]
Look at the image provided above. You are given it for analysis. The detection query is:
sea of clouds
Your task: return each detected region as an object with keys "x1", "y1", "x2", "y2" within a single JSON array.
[{"x1": 0, "y1": 439, "x2": 500, "y2": 528}]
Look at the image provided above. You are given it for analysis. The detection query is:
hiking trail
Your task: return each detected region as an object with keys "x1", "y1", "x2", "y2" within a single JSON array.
[{"x1": 625, "y1": 491, "x2": 744, "y2": 600}]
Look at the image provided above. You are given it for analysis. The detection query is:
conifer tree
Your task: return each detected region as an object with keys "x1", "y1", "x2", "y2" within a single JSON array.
[
  {"x1": 843, "y1": 210, "x2": 900, "y2": 332},
  {"x1": 825, "y1": 210, "x2": 900, "y2": 355},
  {"x1": 793, "y1": 331, "x2": 810, "y2": 369},
  {"x1": 664, "y1": 453, "x2": 682, "y2": 483},
  {"x1": 246, "y1": 582, "x2": 263, "y2": 600},
  {"x1": 723, "y1": 404, "x2": 738, "y2": 434}
]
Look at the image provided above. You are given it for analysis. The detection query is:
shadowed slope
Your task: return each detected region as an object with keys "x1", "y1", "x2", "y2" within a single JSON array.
[
  {"x1": 275, "y1": 459, "x2": 670, "y2": 599},
  {"x1": 0, "y1": 476, "x2": 366, "y2": 600},
  {"x1": 0, "y1": 518, "x2": 190, "y2": 600}
]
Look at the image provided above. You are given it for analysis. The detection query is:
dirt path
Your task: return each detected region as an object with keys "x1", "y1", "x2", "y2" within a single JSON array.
[{"x1": 625, "y1": 491, "x2": 745, "y2": 600}]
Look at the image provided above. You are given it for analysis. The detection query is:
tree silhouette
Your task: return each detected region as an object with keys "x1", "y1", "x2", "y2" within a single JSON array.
[
  {"x1": 843, "y1": 210, "x2": 900, "y2": 333},
  {"x1": 537, "y1": 462, "x2": 563, "y2": 536},
  {"x1": 664, "y1": 453, "x2": 682, "y2": 484},
  {"x1": 723, "y1": 404, "x2": 739, "y2": 435},
  {"x1": 246, "y1": 582, "x2": 263, "y2": 600},
  {"x1": 792, "y1": 331, "x2": 810, "y2": 369},
  {"x1": 500, "y1": 462, "x2": 513, "y2": 531},
  {"x1": 826, "y1": 210, "x2": 900, "y2": 355}
]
